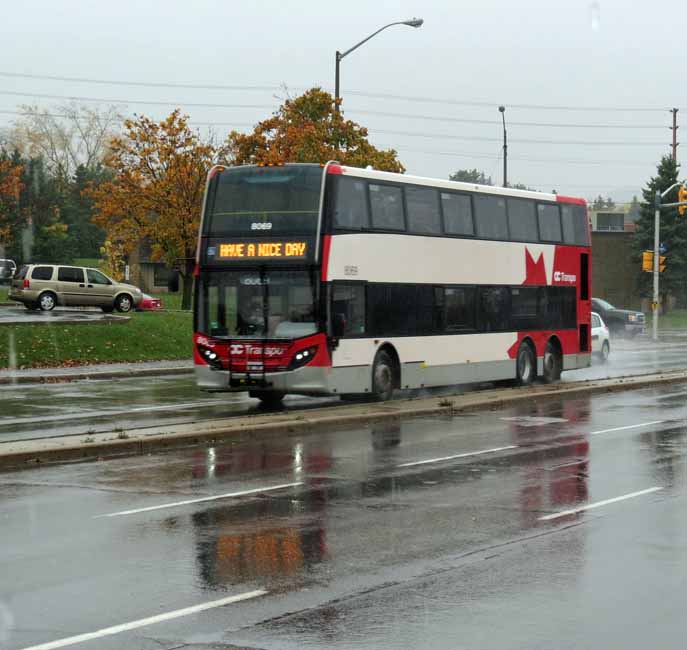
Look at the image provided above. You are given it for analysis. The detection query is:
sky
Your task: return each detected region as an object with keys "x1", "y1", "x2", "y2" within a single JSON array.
[{"x1": 1, "y1": 0, "x2": 685, "y2": 202}]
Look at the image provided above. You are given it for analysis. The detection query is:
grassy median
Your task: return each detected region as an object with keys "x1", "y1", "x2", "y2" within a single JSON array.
[{"x1": 0, "y1": 310, "x2": 192, "y2": 369}]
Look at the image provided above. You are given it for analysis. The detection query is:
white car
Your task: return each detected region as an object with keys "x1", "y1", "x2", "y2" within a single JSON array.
[{"x1": 591, "y1": 311, "x2": 610, "y2": 362}]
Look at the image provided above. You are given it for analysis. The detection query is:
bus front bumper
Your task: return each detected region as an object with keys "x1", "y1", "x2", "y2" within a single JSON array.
[{"x1": 194, "y1": 364, "x2": 332, "y2": 396}]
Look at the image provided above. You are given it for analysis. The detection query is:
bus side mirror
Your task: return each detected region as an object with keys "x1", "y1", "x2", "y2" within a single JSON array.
[
  {"x1": 332, "y1": 313, "x2": 346, "y2": 338},
  {"x1": 168, "y1": 269, "x2": 180, "y2": 293}
]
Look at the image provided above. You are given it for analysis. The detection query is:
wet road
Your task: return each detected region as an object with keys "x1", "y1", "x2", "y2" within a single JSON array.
[
  {"x1": 2, "y1": 338, "x2": 687, "y2": 442},
  {"x1": 2, "y1": 383, "x2": 687, "y2": 649}
]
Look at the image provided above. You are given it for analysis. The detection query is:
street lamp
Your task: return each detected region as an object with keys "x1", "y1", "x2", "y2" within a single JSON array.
[
  {"x1": 334, "y1": 18, "x2": 424, "y2": 113},
  {"x1": 498, "y1": 105, "x2": 507, "y2": 187}
]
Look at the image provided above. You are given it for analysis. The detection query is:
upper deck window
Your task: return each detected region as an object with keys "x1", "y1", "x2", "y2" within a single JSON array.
[
  {"x1": 206, "y1": 165, "x2": 322, "y2": 236},
  {"x1": 474, "y1": 195, "x2": 508, "y2": 240},
  {"x1": 537, "y1": 203, "x2": 563, "y2": 242},
  {"x1": 332, "y1": 176, "x2": 369, "y2": 230},
  {"x1": 561, "y1": 203, "x2": 590, "y2": 246},
  {"x1": 441, "y1": 192, "x2": 474, "y2": 236},
  {"x1": 406, "y1": 186, "x2": 441, "y2": 234},
  {"x1": 369, "y1": 184, "x2": 405, "y2": 231},
  {"x1": 507, "y1": 198, "x2": 538, "y2": 242}
]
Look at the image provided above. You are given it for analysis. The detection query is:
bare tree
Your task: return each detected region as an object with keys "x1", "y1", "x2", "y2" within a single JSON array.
[{"x1": 9, "y1": 103, "x2": 122, "y2": 179}]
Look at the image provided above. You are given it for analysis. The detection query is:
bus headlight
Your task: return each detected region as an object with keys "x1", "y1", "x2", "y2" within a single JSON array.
[
  {"x1": 288, "y1": 345, "x2": 318, "y2": 370},
  {"x1": 197, "y1": 344, "x2": 223, "y2": 369}
]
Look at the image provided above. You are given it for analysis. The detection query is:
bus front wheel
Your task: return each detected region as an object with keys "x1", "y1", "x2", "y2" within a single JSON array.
[{"x1": 372, "y1": 350, "x2": 395, "y2": 401}]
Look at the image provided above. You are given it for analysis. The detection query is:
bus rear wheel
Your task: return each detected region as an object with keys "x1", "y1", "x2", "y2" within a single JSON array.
[
  {"x1": 542, "y1": 340, "x2": 562, "y2": 383},
  {"x1": 516, "y1": 342, "x2": 536, "y2": 386},
  {"x1": 371, "y1": 350, "x2": 395, "y2": 401}
]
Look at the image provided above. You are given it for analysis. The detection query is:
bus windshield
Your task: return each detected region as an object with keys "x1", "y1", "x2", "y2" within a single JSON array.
[
  {"x1": 205, "y1": 165, "x2": 323, "y2": 236},
  {"x1": 197, "y1": 269, "x2": 318, "y2": 339}
]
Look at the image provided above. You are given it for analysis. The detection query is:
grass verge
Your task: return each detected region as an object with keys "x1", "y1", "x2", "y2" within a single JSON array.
[
  {"x1": 0, "y1": 310, "x2": 192, "y2": 368},
  {"x1": 646, "y1": 310, "x2": 687, "y2": 329}
]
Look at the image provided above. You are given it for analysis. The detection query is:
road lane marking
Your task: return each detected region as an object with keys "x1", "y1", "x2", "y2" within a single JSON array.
[
  {"x1": 18, "y1": 589, "x2": 267, "y2": 650},
  {"x1": 590, "y1": 421, "x2": 665, "y2": 436},
  {"x1": 397, "y1": 445, "x2": 518, "y2": 468},
  {"x1": 96, "y1": 482, "x2": 303, "y2": 518},
  {"x1": 539, "y1": 486, "x2": 663, "y2": 521}
]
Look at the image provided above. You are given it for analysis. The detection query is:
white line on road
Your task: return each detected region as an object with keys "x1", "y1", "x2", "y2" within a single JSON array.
[
  {"x1": 590, "y1": 421, "x2": 665, "y2": 436},
  {"x1": 18, "y1": 589, "x2": 267, "y2": 650},
  {"x1": 539, "y1": 486, "x2": 663, "y2": 521},
  {"x1": 96, "y1": 482, "x2": 303, "y2": 518},
  {"x1": 397, "y1": 445, "x2": 518, "y2": 468}
]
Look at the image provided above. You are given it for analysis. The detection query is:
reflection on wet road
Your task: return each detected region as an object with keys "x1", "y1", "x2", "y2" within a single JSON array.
[
  {"x1": 1, "y1": 383, "x2": 687, "y2": 649},
  {"x1": 3, "y1": 339, "x2": 687, "y2": 443}
]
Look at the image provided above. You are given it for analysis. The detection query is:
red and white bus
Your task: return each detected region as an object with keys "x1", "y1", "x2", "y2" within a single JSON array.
[{"x1": 193, "y1": 162, "x2": 591, "y2": 404}]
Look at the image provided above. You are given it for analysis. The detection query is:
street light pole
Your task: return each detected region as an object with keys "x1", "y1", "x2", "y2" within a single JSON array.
[
  {"x1": 499, "y1": 105, "x2": 507, "y2": 187},
  {"x1": 334, "y1": 18, "x2": 423, "y2": 113}
]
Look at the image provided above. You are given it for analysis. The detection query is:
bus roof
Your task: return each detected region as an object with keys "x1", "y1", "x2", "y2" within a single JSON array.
[{"x1": 328, "y1": 163, "x2": 585, "y2": 206}]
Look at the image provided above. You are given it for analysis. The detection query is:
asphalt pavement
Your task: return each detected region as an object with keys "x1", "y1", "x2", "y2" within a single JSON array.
[
  {"x1": 1, "y1": 382, "x2": 686, "y2": 649},
  {"x1": 3, "y1": 339, "x2": 687, "y2": 444}
]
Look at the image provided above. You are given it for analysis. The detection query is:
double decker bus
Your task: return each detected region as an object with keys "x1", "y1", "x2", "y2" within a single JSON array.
[{"x1": 193, "y1": 162, "x2": 590, "y2": 404}]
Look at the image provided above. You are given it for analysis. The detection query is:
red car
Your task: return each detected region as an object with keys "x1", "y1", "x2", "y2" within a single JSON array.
[{"x1": 136, "y1": 294, "x2": 163, "y2": 311}]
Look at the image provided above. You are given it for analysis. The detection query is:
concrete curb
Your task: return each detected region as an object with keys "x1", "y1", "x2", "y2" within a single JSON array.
[
  {"x1": 0, "y1": 365, "x2": 193, "y2": 385},
  {"x1": 2, "y1": 369, "x2": 687, "y2": 470}
]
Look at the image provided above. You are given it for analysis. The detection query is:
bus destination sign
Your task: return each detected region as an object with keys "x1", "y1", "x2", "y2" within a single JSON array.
[{"x1": 204, "y1": 237, "x2": 314, "y2": 264}]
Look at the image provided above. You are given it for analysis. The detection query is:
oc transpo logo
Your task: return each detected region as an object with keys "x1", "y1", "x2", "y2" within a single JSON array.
[
  {"x1": 553, "y1": 271, "x2": 577, "y2": 283},
  {"x1": 230, "y1": 343, "x2": 285, "y2": 357}
]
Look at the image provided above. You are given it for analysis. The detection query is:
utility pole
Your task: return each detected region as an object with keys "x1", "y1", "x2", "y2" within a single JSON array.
[
  {"x1": 499, "y1": 106, "x2": 507, "y2": 187},
  {"x1": 670, "y1": 108, "x2": 679, "y2": 162}
]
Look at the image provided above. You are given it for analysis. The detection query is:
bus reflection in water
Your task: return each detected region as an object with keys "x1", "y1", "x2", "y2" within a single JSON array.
[
  {"x1": 190, "y1": 444, "x2": 330, "y2": 586},
  {"x1": 507, "y1": 396, "x2": 590, "y2": 528}
]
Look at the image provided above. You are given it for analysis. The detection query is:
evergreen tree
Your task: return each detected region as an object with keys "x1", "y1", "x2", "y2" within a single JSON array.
[
  {"x1": 62, "y1": 164, "x2": 109, "y2": 260},
  {"x1": 634, "y1": 155, "x2": 687, "y2": 307}
]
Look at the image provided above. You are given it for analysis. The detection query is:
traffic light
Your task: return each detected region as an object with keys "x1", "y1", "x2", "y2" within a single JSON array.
[
  {"x1": 642, "y1": 250, "x2": 653, "y2": 272},
  {"x1": 679, "y1": 185, "x2": 687, "y2": 217},
  {"x1": 660, "y1": 255, "x2": 667, "y2": 272}
]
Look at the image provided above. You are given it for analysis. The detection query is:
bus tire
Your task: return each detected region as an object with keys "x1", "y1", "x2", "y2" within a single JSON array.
[
  {"x1": 250, "y1": 391, "x2": 285, "y2": 407},
  {"x1": 371, "y1": 350, "x2": 395, "y2": 401},
  {"x1": 516, "y1": 341, "x2": 536, "y2": 386},
  {"x1": 542, "y1": 340, "x2": 562, "y2": 383}
]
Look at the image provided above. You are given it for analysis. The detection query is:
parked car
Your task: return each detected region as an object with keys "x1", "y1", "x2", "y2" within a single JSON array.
[
  {"x1": 0, "y1": 259, "x2": 16, "y2": 284},
  {"x1": 137, "y1": 294, "x2": 163, "y2": 311},
  {"x1": 591, "y1": 297, "x2": 645, "y2": 338},
  {"x1": 8, "y1": 264, "x2": 143, "y2": 312},
  {"x1": 591, "y1": 311, "x2": 610, "y2": 362}
]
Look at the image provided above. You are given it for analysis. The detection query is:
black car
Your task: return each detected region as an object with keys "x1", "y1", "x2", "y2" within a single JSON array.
[{"x1": 591, "y1": 298, "x2": 645, "y2": 337}]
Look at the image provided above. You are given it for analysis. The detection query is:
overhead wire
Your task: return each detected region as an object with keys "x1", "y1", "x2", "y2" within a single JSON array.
[{"x1": 0, "y1": 69, "x2": 676, "y2": 113}]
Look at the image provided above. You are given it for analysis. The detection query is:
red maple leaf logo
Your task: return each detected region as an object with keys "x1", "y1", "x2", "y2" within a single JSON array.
[{"x1": 524, "y1": 249, "x2": 547, "y2": 285}]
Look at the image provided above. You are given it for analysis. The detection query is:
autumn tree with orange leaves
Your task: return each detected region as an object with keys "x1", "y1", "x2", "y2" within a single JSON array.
[
  {"x1": 227, "y1": 88, "x2": 404, "y2": 172},
  {"x1": 88, "y1": 110, "x2": 224, "y2": 309},
  {"x1": 0, "y1": 155, "x2": 24, "y2": 253}
]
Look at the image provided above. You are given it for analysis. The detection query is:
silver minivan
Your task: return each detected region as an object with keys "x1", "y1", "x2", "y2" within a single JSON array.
[{"x1": 9, "y1": 264, "x2": 143, "y2": 312}]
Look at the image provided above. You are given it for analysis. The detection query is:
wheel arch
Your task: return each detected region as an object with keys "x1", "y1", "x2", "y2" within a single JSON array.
[
  {"x1": 375, "y1": 342, "x2": 401, "y2": 389},
  {"x1": 546, "y1": 334, "x2": 563, "y2": 358}
]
